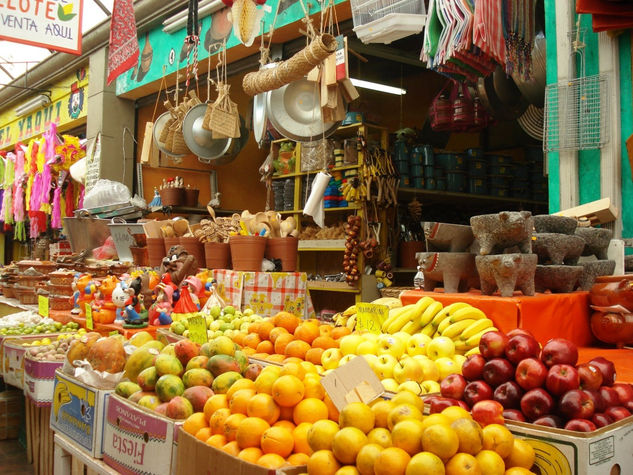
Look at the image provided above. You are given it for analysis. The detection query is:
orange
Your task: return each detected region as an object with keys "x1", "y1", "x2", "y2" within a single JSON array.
[
  {"x1": 300, "y1": 361, "x2": 319, "y2": 375},
  {"x1": 194, "y1": 427, "x2": 212, "y2": 442},
  {"x1": 391, "y1": 390, "x2": 424, "y2": 413},
  {"x1": 306, "y1": 348, "x2": 325, "y2": 365},
  {"x1": 285, "y1": 340, "x2": 311, "y2": 359},
  {"x1": 331, "y1": 427, "x2": 367, "y2": 465},
  {"x1": 269, "y1": 326, "x2": 289, "y2": 344},
  {"x1": 260, "y1": 426, "x2": 295, "y2": 458},
  {"x1": 280, "y1": 362, "x2": 306, "y2": 380},
  {"x1": 475, "y1": 450, "x2": 505, "y2": 475},
  {"x1": 254, "y1": 371, "x2": 278, "y2": 395},
  {"x1": 406, "y1": 451, "x2": 446, "y2": 475},
  {"x1": 295, "y1": 323, "x2": 320, "y2": 344},
  {"x1": 283, "y1": 356, "x2": 304, "y2": 365},
  {"x1": 505, "y1": 438, "x2": 535, "y2": 469},
  {"x1": 307, "y1": 419, "x2": 339, "y2": 452},
  {"x1": 256, "y1": 453, "x2": 287, "y2": 469},
  {"x1": 331, "y1": 327, "x2": 351, "y2": 340},
  {"x1": 287, "y1": 452, "x2": 310, "y2": 466},
  {"x1": 274, "y1": 312, "x2": 300, "y2": 333},
  {"x1": 226, "y1": 379, "x2": 255, "y2": 401},
  {"x1": 482, "y1": 424, "x2": 514, "y2": 459},
  {"x1": 356, "y1": 443, "x2": 383, "y2": 475},
  {"x1": 229, "y1": 389, "x2": 256, "y2": 415},
  {"x1": 335, "y1": 467, "x2": 361, "y2": 475},
  {"x1": 366, "y1": 428, "x2": 392, "y2": 448},
  {"x1": 303, "y1": 374, "x2": 325, "y2": 400},
  {"x1": 249, "y1": 321, "x2": 262, "y2": 335},
  {"x1": 391, "y1": 420, "x2": 424, "y2": 456},
  {"x1": 374, "y1": 447, "x2": 410, "y2": 475},
  {"x1": 209, "y1": 408, "x2": 231, "y2": 435},
  {"x1": 232, "y1": 332, "x2": 246, "y2": 347},
  {"x1": 222, "y1": 440, "x2": 240, "y2": 456},
  {"x1": 421, "y1": 424, "x2": 459, "y2": 461},
  {"x1": 223, "y1": 413, "x2": 247, "y2": 441},
  {"x1": 183, "y1": 412, "x2": 208, "y2": 436},
  {"x1": 243, "y1": 333, "x2": 261, "y2": 350},
  {"x1": 247, "y1": 393, "x2": 280, "y2": 425},
  {"x1": 445, "y1": 453, "x2": 480, "y2": 475},
  {"x1": 266, "y1": 353, "x2": 286, "y2": 363},
  {"x1": 272, "y1": 375, "x2": 305, "y2": 407},
  {"x1": 257, "y1": 320, "x2": 275, "y2": 340},
  {"x1": 256, "y1": 340, "x2": 274, "y2": 354},
  {"x1": 204, "y1": 394, "x2": 229, "y2": 422},
  {"x1": 236, "y1": 417, "x2": 270, "y2": 449},
  {"x1": 274, "y1": 333, "x2": 295, "y2": 355},
  {"x1": 504, "y1": 468, "x2": 535, "y2": 475},
  {"x1": 451, "y1": 417, "x2": 484, "y2": 455},
  {"x1": 312, "y1": 336, "x2": 337, "y2": 350},
  {"x1": 324, "y1": 394, "x2": 340, "y2": 421},
  {"x1": 293, "y1": 422, "x2": 313, "y2": 455},
  {"x1": 307, "y1": 450, "x2": 341, "y2": 475},
  {"x1": 279, "y1": 405, "x2": 295, "y2": 421},
  {"x1": 370, "y1": 400, "x2": 394, "y2": 429},
  {"x1": 238, "y1": 447, "x2": 263, "y2": 463},
  {"x1": 293, "y1": 398, "x2": 329, "y2": 425},
  {"x1": 241, "y1": 347, "x2": 256, "y2": 356},
  {"x1": 319, "y1": 325, "x2": 333, "y2": 337},
  {"x1": 205, "y1": 434, "x2": 226, "y2": 448},
  {"x1": 273, "y1": 420, "x2": 296, "y2": 432},
  {"x1": 387, "y1": 404, "x2": 423, "y2": 430},
  {"x1": 339, "y1": 402, "x2": 375, "y2": 434}
]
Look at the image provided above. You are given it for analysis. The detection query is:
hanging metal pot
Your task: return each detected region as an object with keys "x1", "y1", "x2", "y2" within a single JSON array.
[{"x1": 152, "y1": 112, "x2": 186, "y2": 158}]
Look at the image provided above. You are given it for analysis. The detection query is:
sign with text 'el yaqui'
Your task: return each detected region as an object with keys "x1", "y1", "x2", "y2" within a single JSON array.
[{"x1": 0, "y1": 0, "x2": 84, "y2": 55}]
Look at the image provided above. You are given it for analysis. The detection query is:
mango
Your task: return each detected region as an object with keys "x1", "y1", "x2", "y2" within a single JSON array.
[
  {"x1": 183, "y1": 386, "x2": 214, "y2": 412},
  {"x1": 156, "y1": 374, "x2": 185, "y2": 402},
  {"x1": 138, "y1": 394, "x2": 161, "y2": 410},
  {"x1": 233, "y1": 350, "x2": 248, "y2": 374},
  {"x1": 207, "y1": 354, "x2": 240, "y2": 378},
  {"x1": 124, "y1": 347, "x2": 159, "y2": 382},
  {"x1": 160, "y1": 343, "x2": 177, "y2": 356},
  {"x1": 155, "y1": 354, "x2": 184, "y2": 377},
  {"x1": 211, "y1": 371, "x2": 242, "y2": 394},
  {"x1": 115, "y1": 381, "x2": 142, "y2": 399},
  {"x1": 137, "y1": 366, "x2": 158, "y2": 391},
  {"x1": 140, "y1": 340, "x2": 165, "y2": 352},
  {"x1": 129, "y1": 391, "x2": 154, "y2": 404},
  {"x1": 129, "y1": 331, "x2": 154, "y2": 348},
  {"x1": 174, "y1": 339, "x2": 200, "y2": 366},
  {"x1": 206, "y1": 336, "x2": 236, "y2": 357},
  {"x1": 185, "y1": 355, "x2": 209, "y2": 371},
  {"x1": 182, "y1": 368, "x2": 213, "y2": 388},
  {"x1": 166, "y1": 396, "x2": 194, "y2": 420}
]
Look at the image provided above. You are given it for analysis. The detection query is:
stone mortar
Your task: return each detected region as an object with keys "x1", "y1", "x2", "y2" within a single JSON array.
[
  {"x1": 532, "y1": 233, "x2": 586, "y2": 265},
  {"x1": 575, "y1": 227, "x2": 613, "y2": 259},
  {"x1": 476, "y1": 253, "x2": 537, "y2": 297},
  {"x1": 533, "y1": 215, "x2": 578, "y2": 235},
  {"x1": 470, "y1": 211, "x2": 533, "y2": 255},
  {"x1": 416, "y1": 252, "x2": 480, "y2": 293},
  {"x1": 577, "y1": 260, "x2": 616, "y2": 291},
  {"x1": 424, "y1": 222, "x2": 475, "y2": 253},
  {"x1": 534, "y1": 265, "x2": 584, "y2": 293}
]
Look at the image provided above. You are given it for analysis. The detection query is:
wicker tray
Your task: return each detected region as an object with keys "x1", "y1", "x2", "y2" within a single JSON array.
[{"x1": 379, "y1": 286, "x2": 414, "y2": 299}]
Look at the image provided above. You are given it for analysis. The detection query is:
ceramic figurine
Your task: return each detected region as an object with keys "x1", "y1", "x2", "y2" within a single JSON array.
[
  {"x1": 149, "y1": 283, "x2": 174, "y2": 326},
  {"x1": 112, "y1": 283, "x2": 128, "y2": 321},
  {"x1": 424, "y1": 222, "x2": 474, "y2": 252},
  {"x1": 470, "y1": 211, "x2": 533, "y2": 255},
  {"x1": 417, "y1": 251, "x2": 479, "y2": 293},
  {"x1": 160, "y1": 245, "x2": 198, "y2": 286},
  {"x1": 122, "y1": 276, "x2": 149, "y2": 328},
  {"x1": 184, "y1": 276, "x2": 202, "y2": 310},
  {"x1": 476, "y1": 253, "x2": 537, "y2": 297}
]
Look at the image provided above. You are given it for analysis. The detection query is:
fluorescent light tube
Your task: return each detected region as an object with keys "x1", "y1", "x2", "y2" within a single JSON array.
[
  {"x1": 349, "y1": 78, "x2": 406, "y2": 95},
  {"x1": 15, "y1": 94, "x2": 51, "y2": 117}
]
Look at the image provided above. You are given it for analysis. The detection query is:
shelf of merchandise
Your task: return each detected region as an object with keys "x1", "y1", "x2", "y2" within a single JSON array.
[
  {"x1": 398, "y1": 187, "x2": 548, "y2": 208},
  {"x1": 307, "y1": 281, "x2": 360, "y2": 292}
]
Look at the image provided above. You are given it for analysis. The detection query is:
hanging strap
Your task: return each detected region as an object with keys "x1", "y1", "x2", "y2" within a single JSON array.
[
  {"x1": 151, "y1": 67, "x2": 167, "y2": 122},
  {"x1": 184, "y1": 0, "x2": 200, "y2": 94}
]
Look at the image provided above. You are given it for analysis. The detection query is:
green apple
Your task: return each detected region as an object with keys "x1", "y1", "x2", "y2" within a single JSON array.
[
  {"x1": 339, "y1": 334, "x2": 364, "y2": 356},
  {"x1": 381, "y1": 378, "x2": 399, "y2": 392},
  {"x1": 339, "y1": 354, "x2": 357, "y2": 366},
  {"x1": 170, "y1": 321, "x2": 185, "y2": 335},
  {"x1": 426, "y1": 336, "x2": 455, "y2": 360},
  {"x1": 374, "y1": 354, "x2": 398, "y2": 379},
  {"x1": 321, "y1": 348, "x2": 342, "y2": 370},
  {"x1": 377, "y1": 334, "x2": 406, "y2": 359},
  {"x1": 356, "y1": 340, "x2": 379, "y2": 355},
  {"x1": 421, "y1": 380, "x2": 441, "y2": 394},
  {"x1": 393, "y1": 357, "x2": 424, "y2": 384},
  {"x1": 209, "y1": 305, "x2": 222, "y2": 318},
  {"x1": 435, "y1": 357, "x2": 460, "y2": 380},
  {"x1": 243, "y1": 308, "x2": 254, "y2": 316},
  {"x1": 223, "y1": 305, "x2": 236, "y2": 315},
  {"x1": 406, "y1": 333, "x2": 432, "y2": 357},
  {"x1": 240, "y1": 323, "x2": 250, "y2": 332},
  {"x1": 397, "y1": 381, "x2": 423, "y2": 396}
]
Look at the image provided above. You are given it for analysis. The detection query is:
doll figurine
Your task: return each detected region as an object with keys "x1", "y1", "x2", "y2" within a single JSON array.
[
  {"x1": 149, "y1": 283, "x2": 174, "y2": 326},
  {"x1": 184, "y1": 276, "x2": 202, "y2": 310},
  {"x1": 123, "y1": 276, "x2": 149, "y2": 327},
  {"x1": 112, "y1": 283, "x2": 128, "y2": 321}
]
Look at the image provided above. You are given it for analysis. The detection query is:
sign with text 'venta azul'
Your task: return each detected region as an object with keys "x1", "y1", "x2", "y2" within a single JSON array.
[{"x1": 0, "y1": 0, "x2": 84, "y2": 54}]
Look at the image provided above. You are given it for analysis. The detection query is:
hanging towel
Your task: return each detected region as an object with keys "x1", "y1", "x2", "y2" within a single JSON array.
[{"x1": 106, "y1": 0, "x2": 140, "y2": 85}]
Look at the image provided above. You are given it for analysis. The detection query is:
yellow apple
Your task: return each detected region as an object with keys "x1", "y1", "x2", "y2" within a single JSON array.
[
  {"x1": 321, "y1": 348, "x2": 343, "y2": 370},
  {"x1": 339, "y1": 354, "x2": 357, "y2": 366},
  {"x1": 435, "y1": 356, "x2": 460, "y2": 379},
  {"x1": 393, "y1": 357, "x2": 424, "y2": 384},
  {"x1": 381, "y1": 378, "x2": 399, "y2": 392},
  {"x1": 427, "y1": 336, "x2": 456, "y2": 360},
  {"x1": 356, "y1": 340, "x2": 379, "y2": 355},
  {"x1": 361, "y1": 332, "x2": 380, "y2": 342},
  {"x1": 421, "y1": 380, "x2": 441, "y2": 394},
  {"x1": 339, "y1": 334, "x2": 364, "y2": 355},
  {"x1": 374, "y1": 353, "x2": 398, "y2": 379},
  {"x1": 407, "y1": 333, "x2": 432, "y2": 356},
  {"x1": 377, "y1": 334, "x2": 406, "y2": 359},
  {"x1": 361, "y1": 354, "x2": 379, "y2": 371},
  {"x1": 397, "y1": 381, "x2": 423, "y2": 395},
  {"x1": 392, "y1": 332, "x2": 411, "y2": 345},
  {"x1": 416, "y1": 357, "x2": 440, "y2": 382},
  {"x1": 453, "y1": 354, "x2": 467, "y2": 368},
  {"x1": 315, "y1": 364, "x2": 324, "y2": 373}
]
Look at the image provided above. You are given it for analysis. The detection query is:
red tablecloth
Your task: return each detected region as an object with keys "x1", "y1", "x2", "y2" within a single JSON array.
[{"x1": 400, "y1": 290, "x2": 594, "y2": 347}]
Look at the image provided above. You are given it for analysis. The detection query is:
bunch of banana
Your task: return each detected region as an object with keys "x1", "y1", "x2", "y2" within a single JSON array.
[
  {"x1": 333, "y1": 304, "x2": 359, "y2": 329},
  {"x1": 426, "y1": 303, "x2": 498, "y2": 354},
  {"x1": 340, "y1": 178, "x2": 367, "y2": 202},
  {"x1": 381, "y1": 296, "x2": 445, "y2": 334}
]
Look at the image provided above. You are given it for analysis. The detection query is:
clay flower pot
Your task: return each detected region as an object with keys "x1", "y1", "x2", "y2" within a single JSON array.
[
  {"x1": 229, "y1": 236, "x2": 267, "y2": 271},
  {"x1": 204, "y1": 242, "x2": 231, "y2": 269},
  {"x1": 179, "y1": 237, "x2": 204, "y2": 272},
  {"x1": 265, "y1": 237, "x2": 299, "y2": 271},
  {"x1": 146, "y1": 238, "x2": 166, "y2": 268},
  {"x1": 164, "y1": 236, "x2": 181, "y2": 255}
]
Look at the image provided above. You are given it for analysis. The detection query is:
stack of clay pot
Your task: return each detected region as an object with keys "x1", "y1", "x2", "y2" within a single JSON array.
[
  {"x1": 470, "y1": 211, "x2": 537, "y2": 297},
  {"x1": 416, "y1": 222, "x2": 479, "y2": 293}
]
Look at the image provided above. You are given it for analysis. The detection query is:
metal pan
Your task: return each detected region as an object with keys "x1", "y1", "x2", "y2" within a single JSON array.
[
  {"x1": 253, "y1": 91, "x2": 269, "y2": 146},
  {"x1": 182, "y1": 103, "x2": 233, "y2": 161},
  {"x1": 477, "y1": 68, "x2": 528, "y2": 122},
  {"x1": 153, "y1": 112, "x2": 186, "y2": 159}
]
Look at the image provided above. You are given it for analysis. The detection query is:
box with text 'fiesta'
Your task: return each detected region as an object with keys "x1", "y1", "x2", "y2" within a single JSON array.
[
  {"x1": 49, "y1": 369, "x2": 112, "y2": 457},
  {"x1": 23, "y1": 354, "x2": 64, "y2": 406}
]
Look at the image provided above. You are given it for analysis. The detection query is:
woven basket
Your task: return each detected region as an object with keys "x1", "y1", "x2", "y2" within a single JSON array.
[{"x1": 379, "y1": 286, "x2": 413, "y2": 299}]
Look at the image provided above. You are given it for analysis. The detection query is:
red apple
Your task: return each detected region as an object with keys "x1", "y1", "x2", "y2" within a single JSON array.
[
  {"x1": 462, "y1": 354, "x2": 486, "y2": 382},
  {"x1": 604, "y1": 406, "x2": 631, "y2": 421},
  {"x1": 428, "y1": 397, "x2": 464, "y2": 414},
  {"x1": 578, "y1": 363, "x2": 603, "y2": 390},
  {"x1": 507, "y1": 329, "x2": 535, "y2": 339},
  {"x1": 583, "y1": 389, "x2": 606, "y2": 413},
  {"x1": 599, "y1": 386, "x2": 620, "y2": 408},
  {"x1": 515, "y1": 358, "x2": 548, "y2": 390},
  {"x1": 479, "y1": 331, "x2": 509, "y2": 360},
  {"x1": 471, "y1": 400, "x2": 505, "y2": 426},
  {"x1": 591, "y1": 413, "x2": 613, "y2": 428},
  {"x1": 493, "y1": 381, "x2": 524, "y2": 409},
  {"x1": 559, "y1": 389, "x2": 595, "y2": 420},
  {"x1": 625, "y1": 401, "x2": 633, "y2": 412},
  {"x1": 463, "y1": 380, "x2": 494, "y2": 408},
  {"x1": 505, "y1": 334, "x2": 541, "y2": 364},
  {"x1": 612, "y1": 383, "x2": 633, "y2": 405},
  {"x1": 440, "y1": 374, "x2": 467, "y2": 400},
  {"x1": 503, "y1": 409, "x2": 527, "y2": 422},
  {"x1": 546, "y1": 364, "x2": 580, "y2": 396},
  {"x1": 482, "y1": 358, "x2": 515, "y2": 387},
  {"x1": 521, "y1": 388, "x2": 554, "y2": 421},
  {"x1": 564, "y1": 419, "x2": 596, "y2": 432},
  {"x1": 540, "y1": 338, "x2": 578, "y2": 367},
  {"x1": 589, "y1": 357, "x2": 616, "y2": 386},
  {"x1": 533, "y1": 415, "x2": 564, "y2": 428}
]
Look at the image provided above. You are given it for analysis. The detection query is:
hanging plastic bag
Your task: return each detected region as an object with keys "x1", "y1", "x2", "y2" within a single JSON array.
[{"x1": 83, "y1": 179, "x2": 131, "y2": 209}]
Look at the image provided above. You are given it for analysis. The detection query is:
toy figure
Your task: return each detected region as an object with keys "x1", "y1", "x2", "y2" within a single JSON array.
[
  {"x1": 184, "y1": 276, "x2": 202, "y2": 310},
  {"x1": 91, "y1": 275, "x2": 119, "y2": 324},
  {"x1": 159, "y1": 245, "x2": 198, "y2": 286},
  {"x1": 149, "y1": 283, "x2": 174, "y2": 326},
  {"x1": 73, "y1": 274, "x2": 95, "y2": 315},
  {"x1": 123, "y1": 276, "x2": 149, "y2": 328},
  {"x1": 112, "y1": 283, "x2": 127, "y2": 321}
]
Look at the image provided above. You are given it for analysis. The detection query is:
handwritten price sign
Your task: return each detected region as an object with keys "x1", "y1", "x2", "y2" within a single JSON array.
[
  {"x1": 355, "y1": 303, "x2": 389, "y2": 334},
  {"x1": 187, "y1": 316, "x2": 208, "y2": 345},
  {"x1": 38, "y1": 295, "x2": 49, "y2": 317},
  {"x1": 85, "y1": 303, "x2": 93, "y2": 330}
]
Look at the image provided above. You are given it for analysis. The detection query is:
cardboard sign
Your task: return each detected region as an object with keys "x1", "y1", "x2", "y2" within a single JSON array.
[
  {"x1": 321, "y1": 356, "x2": 384, "y2": 411},
  {"x1": 38, "y1": 295, "x2": 49, "y2": 317},
  {"x1": 355, "y1": 303, "x2": 389, "y2": 334},
  {"x1": 187, "y1": 316, "x2": 208, "y2": 345},
  {"x1": 85, "y1": 303, "x2": 93, "y2": 330}
]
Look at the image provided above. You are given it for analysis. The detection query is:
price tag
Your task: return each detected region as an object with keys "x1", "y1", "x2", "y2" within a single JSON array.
[
  {"x1": 85, "y1": 304, "x2": 93, "y2": 330},
  {"x1": 187, "y1": 316, "x2": 208, "y2": 345},
  {"x1": 38, "y1": 295, "x2": 49, "y2": 317},
  {"x1": 355, "y1": 303, "x2": 389, "y2": 334}
]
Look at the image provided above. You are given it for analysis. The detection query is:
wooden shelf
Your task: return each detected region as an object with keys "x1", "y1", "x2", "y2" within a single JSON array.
[
  {"x1": 398, "y1": 187, "x2": 548, "y2": 207},
  {"x1": 298, "y1": 239, "x2": 346, "y2": 251},
  {"x1": 272, "y1": 164, "x2": 360, "y2": 179},
  {"x1": 156, "y1": 206, "x2": 238, "y2": 216},
  {"x1": 277, "y1": 206, "x2": 360, "y2": 215},
  {"x1": 307, "y1": 281, "x2": 360, "y2": 293},
  {"x1": 393, "y1": 267, "x2": 418, "y2": 273}
]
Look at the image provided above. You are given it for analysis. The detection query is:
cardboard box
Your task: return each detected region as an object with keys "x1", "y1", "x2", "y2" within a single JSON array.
[
  {"x1": 23, "y1": 354, "x2": 64, "y2": 406},
  {"x1": 49, "y1": 369, "x2": 113, "y2": 458},
  {"x1": 506, "y1": 417, "x2": 633, "y2": 475},
  {"x1": 2, "y1": 339, "x2": 28, "y2": 388},
  {"x1": 176, "y1": 428, "x2": 306, "y2": 475},
  {"x1": 103, "y1": 394, "x2": 182, "y2": 475},
  {"x1": 321, "y1": 355, "x2": 385, "y2": 411}
]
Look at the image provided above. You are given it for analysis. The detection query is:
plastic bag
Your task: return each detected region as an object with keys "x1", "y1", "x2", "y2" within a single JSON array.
[
  {"x1": 93, "y1": 236, "x2": 118, "y2": 260},
  {"x1": 83, "y1": 179, "x2": 131, "y2": 209}
]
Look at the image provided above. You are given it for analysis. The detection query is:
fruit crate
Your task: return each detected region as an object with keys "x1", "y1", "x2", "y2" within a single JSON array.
[{"x1": 351, "y1": 0, "x2": 426, "y2": 44}]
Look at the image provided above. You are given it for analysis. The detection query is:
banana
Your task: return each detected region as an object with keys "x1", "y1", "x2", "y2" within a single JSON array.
[
  {"x1": 442, "y1": 319, "x2": 477, "y2": 339},
  {"x1": 420, "y1": 323, "x2": 435, "y2": 337},
  {"x1": 449, "y1": 306, "x2": 487, "y2": 323},
  {"x1": 429, "y1": 305, "x2": 453, "y2": 328},
  {"x1": 465, "y1": 346, "x2": 481, "y2": 356},
  {"x1": 444, "y1": 302, "x2": 472, "y2": 316},
  {"x1": 455, "y1": 340, "x2": 476, "y2": 352},
  {"x1": 346, "y1": 314, "x2": 357, "y2": 331},
  {"x1": 343, "y1": 305, "x2": 358, "y2": 317},
  {"x1": 370, "y1": 297, "x2": 402, "y2": 309},
  {"x1": 401, "y1": 320, "x2": 422, "y2": 335},
  {"x1": 465, "y1": 327, "x2": 498, "y2": 347},
  {"x1": 437, "y1": 317, "x2": 454, "y2": 335},
  {"x1": 459, "y1": 319, "x2": 494, "y2": 340},
  {"x1": 419, "y1": 301, "x2": 444, "y2": 327},
  {"x1": 388, "y1": 297, "x2": 435, "y2": 333},
  {"x1": 381, "y1": 305, "x2": 412, "y2": 332}
]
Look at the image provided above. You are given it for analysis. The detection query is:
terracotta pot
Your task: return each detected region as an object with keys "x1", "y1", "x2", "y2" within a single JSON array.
[
  {"x1": 164, "y1": 236, "x2": 181, "y2": 255},
  {"x1": 129, "y1": 247, "x2": 149, "y2": 267},
  {"x1": 204, "y1": 242, "x2": 231, "y2": 270},
  {"x1": 180, "y1": 237, "x2": 204, "y2": 271},
  {"x1": 146, "y1": 238, "x2": 166, "y2": 268},
  {"x1": 184, "y1": 189, "x2": 199, "y2": 207},
  {"x1": 229, "y1": 236, "x2": 267, "y2": 271},
  {"x1": 159, "y1": 187, "x2": 185, "y2": 207},
  {"x1": 590, "y1": 277, "x2": 633, "y2": 310},
  {"x1": 265, "y1": 237, "x2": 298, "y2": 271},
  {"x1": 590, "y1": 312, "x2": 633, "y2": 349},
  {"x1": 398, "y1": 241, "x2": 425, "y2": 268}
]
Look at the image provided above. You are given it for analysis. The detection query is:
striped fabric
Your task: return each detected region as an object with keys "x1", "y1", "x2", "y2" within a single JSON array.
[{"x1": 473, "y1": 0, "x2": 506, "y2": 65}]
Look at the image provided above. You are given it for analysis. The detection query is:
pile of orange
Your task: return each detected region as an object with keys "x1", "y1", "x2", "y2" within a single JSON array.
[
  {"x1": 183, "y1": 360, "x2": 340, "y2": 470},
  {"x1": 233, "y1": 311, "x2": 351, "y2": 367}
]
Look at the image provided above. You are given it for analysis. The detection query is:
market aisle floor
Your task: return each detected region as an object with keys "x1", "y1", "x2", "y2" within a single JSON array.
[{"x1": 0, "y1": 439, "x2": 34, "y2": 475}]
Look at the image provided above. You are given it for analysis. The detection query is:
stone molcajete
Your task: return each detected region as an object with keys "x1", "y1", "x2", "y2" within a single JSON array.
[
  {"x1": 423, "y1": 222, "x2": 475, "y2": 252},
  {"x1": 532, "y1": 233, "x2": 585, "y2": 265},
  {"x1": 534, "y1": 265, "x2": 583, "y2": 293},
  {"x1": 575, "y1": 227, "x2": 613, "y2": 260},
  {"x1": 476, "y1": 253, "x2": 537, "y2": 297},
  {"x1": 533, "y1": 215, "x2": 578, "y2": 235},
  {"x1": 590, "y1": 277, "x2": 633, "y2": 348},
  {"x1": 416, "y1": 252, "x2": 479, "y2": 293},
  {"x1": 470, "y1": 211, "x2": 533, "y2": 255},
  {"x1": 577, "y1": 260, "x2": 616, "y2": 291}
]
